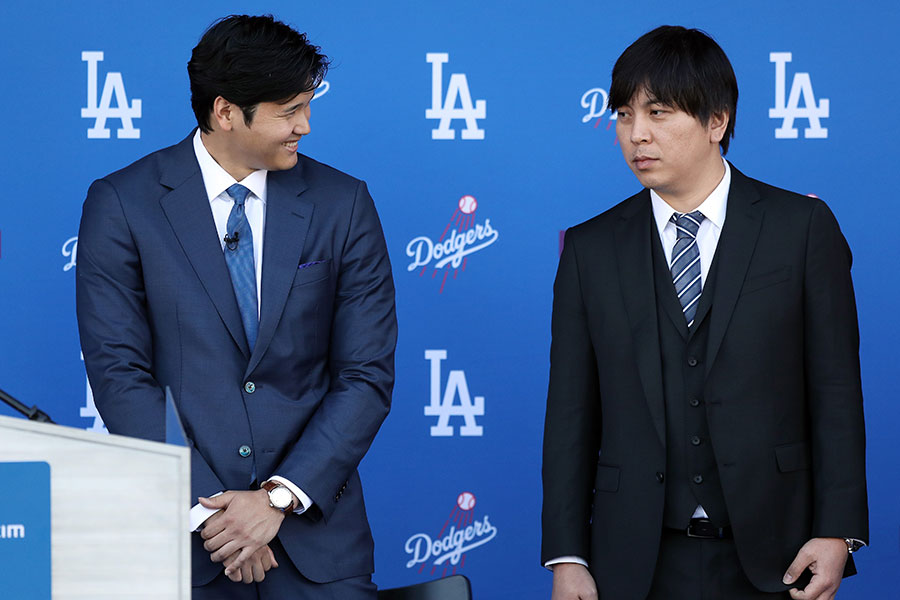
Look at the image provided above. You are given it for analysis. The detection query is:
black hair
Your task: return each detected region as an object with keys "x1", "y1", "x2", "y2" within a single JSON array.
[
  {"x1": 188, "y1": 14, "x2": 329, "y2": 133},
  {"x1": 608, "y1": 26, "x2": 738, "y2": 154}
]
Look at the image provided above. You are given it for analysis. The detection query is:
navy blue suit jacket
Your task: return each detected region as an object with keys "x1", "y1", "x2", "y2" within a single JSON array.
[{"x1": 77, "y1": 132, "x2": 397, "y2": 585}]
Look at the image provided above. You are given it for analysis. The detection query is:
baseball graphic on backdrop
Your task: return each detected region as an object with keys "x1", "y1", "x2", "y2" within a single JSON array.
[
  {"x1": 458, "y1": 195, "x2": 477, "y2": 214},
  {"x1": 457, "y1": 491, "x2": 476, "y2": 510}
]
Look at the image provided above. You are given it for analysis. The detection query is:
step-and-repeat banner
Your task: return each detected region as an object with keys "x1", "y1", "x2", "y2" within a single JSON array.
[{"x1": 1, "y1": 1, "x2": 897, "y2": 597}]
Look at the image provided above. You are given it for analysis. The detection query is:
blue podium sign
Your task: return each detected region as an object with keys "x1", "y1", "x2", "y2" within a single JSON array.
[{"x1": 0, "y1": 462, "x2": 51, "y2": 599}]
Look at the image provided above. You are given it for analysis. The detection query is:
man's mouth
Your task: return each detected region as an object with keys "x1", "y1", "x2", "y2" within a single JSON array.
[
  {"x1": 633, "y1": 155, "x2": 657, "y2": 169},
  {"x1": 282, "y1": 140, "x2": 299, "y2": 151}
]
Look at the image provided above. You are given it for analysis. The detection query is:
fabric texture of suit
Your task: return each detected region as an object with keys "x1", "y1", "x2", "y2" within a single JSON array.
[
  {"x1": 541, "y1": 164, "x2": 867, "y2": 599},
  {"x1": 77, "y1": 131, "x2": 397, "y2": 587}
]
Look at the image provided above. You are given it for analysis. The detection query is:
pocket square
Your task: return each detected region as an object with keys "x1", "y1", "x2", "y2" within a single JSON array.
[{"x1": 298, "y1": 260, "x2": 326, "y2": 269}]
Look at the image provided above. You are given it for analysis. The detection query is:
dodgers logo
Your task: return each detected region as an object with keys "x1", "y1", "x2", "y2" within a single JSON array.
[
  {"x1": 424, "y1": 350, "x2": 484, "y2": 437},
  {"x1": 62, "y1": 236, "x2": 78, "y2": 272},
  {"x1": 581, "y1": 87, "x2": 619, "y2": 132},
  {"x1": 313, "y1": 79, "x2": 330, "y2": 100},
  {"x1": 81, "y1": 51, "x2": 142, "y2": 139},
  {"x1": 769, "y1": 52, "x2": 829, "y2": 139},
  {"x1": 404, "y1": 492, "x2": 497, "y2": 577},
  {"x1": 426, "y1": 53, "x2": 486, "y2": 140},
  {"x1": 406, "y1": 195, "x2": 499, "y2": 293}
]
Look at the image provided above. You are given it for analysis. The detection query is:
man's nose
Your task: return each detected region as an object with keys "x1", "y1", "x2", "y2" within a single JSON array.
[
  {"x1": 293, "y1": 112, "x2": 311, "y2": 136},
  {"x1": 630, "y1": 116, "x2": 651, "y2": 144}
]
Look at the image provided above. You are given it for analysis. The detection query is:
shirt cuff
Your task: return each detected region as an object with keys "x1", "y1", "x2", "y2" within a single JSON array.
[
  {"x1": 266, "y1": 476, "x2": 313, "y2": 515},
  {"x1": 190, "y1": 491, "x2": 223, "y2": 532},
  {"x1": 544, "y1": 556, "x2": 589, "y2": 570}
]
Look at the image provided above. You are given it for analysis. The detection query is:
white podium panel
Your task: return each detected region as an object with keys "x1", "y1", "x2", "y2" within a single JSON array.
[{"x1": 0, "y1": 415, "x2": 190, "y2": 599}]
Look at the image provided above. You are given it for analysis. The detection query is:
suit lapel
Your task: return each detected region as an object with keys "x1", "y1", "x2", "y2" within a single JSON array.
[
  {"x1": 650, "y1": 229, "x2": 690, "y2": 339},
  {"x1": 246, "y1": 166, "x2": 312, "y2": 375},
  {"x1": 615, "y1": 192, "x2": 666, "y2": 447},
  {"x1": 159, "y1": 134, "x2": 250, "y2": 358},
  {"x1": 705, "y1": 165, "x2": 764, "y2": 376}
]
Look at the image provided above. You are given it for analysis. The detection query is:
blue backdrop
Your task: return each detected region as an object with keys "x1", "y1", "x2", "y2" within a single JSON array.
[{"x1": 0, "y1": 1, "x2": 897, "y2": 597}]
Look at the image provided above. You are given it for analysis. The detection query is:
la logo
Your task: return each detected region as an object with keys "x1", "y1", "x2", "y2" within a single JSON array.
[
  {"x1": 424, "y1": 350, "x2": 484, "y2": 436},
  {"x1": 425, "y1": 53, "x2": 486, "y2": 140},
  {"x1": 81, "y1": 51, "x2": 142, "y2": 139},
  {"x1": 768, "y1": 52, "x2": 829, "y2": 139}
]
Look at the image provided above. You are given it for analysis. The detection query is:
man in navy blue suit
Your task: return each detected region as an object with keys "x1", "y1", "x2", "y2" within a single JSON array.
[{"x1": 77, "y1": 15, "x2": 397, "y2": 598}]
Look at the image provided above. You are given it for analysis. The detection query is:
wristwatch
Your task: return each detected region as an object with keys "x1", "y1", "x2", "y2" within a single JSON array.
[
  {"x1": 844, "y1": 538, "x2": 864, "y2": 554},
  {"x1": 261, "y1": 481, "x2": 295, "y2": 512}
]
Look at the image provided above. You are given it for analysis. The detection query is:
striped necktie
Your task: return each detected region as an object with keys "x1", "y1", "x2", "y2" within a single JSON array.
[
  {"x1": 223, "y1": 184, "x2": 259, "y2": 350},
  {"x1": 669, "y1": 211, "x2": 705, "y2": 328}
]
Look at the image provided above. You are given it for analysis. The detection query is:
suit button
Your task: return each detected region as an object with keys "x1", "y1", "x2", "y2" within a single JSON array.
[
  {"x1": 238, "y1": 445, "x2": 252, "y2": 457},
  {"x1": 244, "y1": 381, "x2": 256, "y2": 394},
  {"x1": 689, "y1": 398, "x2": 700, "y2": 407},
  {"x1": 687, "y1": 357, "x2": 699, "y2": 367},
  {"x1": 690, "y1": 436, "x2": 701, "y2": 446},
  {"x1": 656, "y1": 472, "x2": 665, "y2": 483},
  {"x1": 693, "y1": 474, "x2": 703, "y2": 484}
]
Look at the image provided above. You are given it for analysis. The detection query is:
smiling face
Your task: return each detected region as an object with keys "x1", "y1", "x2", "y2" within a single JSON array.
[
  {"x1": 615, "y1": 87, "x2": 727, "y2": 207},
  {"x1": 230, "y1": 91, "x2": 314, "y2": 174},
  {"x1": 205, "y1": 90, "x2": 314, "y2": 181}
]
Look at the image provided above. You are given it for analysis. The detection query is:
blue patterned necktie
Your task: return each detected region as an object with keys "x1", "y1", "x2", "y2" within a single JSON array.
[
  {"x1": 223, "y1": 184, "x2": 258, "y2": 350},
  {"x1": 669, "y1": 211, "x2": 705, "y2": 328}
]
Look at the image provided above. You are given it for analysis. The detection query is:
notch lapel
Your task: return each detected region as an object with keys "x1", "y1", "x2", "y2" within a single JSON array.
[
  {"x1": 650, "y1": 229, "x2": 690, "y2": 339},
  {"x1": 158, "y1": 135, "x2": 250, "y2": 358},
  {"x1": 615, "y1": 192, "x2": 666, "y2": 447},
  {"x1": 246, "y1": 167, "x2": 312, "y2": 376},
  {"x1": 705, "y1": 166, "x2": 764, "y2": 376}
]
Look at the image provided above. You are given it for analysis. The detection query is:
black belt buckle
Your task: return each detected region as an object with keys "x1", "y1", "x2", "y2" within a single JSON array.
[{"x1": 686, "y1": 518, "x2": 729, "y2": 539}]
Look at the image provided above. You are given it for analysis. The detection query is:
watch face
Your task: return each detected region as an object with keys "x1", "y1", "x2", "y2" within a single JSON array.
[{"x1": 269, "y1": 486, "x2": 293, "y2": 510}]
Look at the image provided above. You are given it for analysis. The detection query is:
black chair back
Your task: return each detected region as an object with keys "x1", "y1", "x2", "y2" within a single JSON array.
[{"x1": 377, "y1": 574, "x2": 472, "y2": 600}]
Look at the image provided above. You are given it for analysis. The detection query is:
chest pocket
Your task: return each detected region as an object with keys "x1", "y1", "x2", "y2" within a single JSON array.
[
  {"x1": 739, "y1": 266, "x2": 791, "y2": 296},
  {"x1": 291, "y1": 259, "x2": 332, "y2": 287}
]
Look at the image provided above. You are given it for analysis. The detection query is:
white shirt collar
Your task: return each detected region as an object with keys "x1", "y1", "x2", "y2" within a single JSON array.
[
  {"x1": 650, "y1": 158, "x2": 730, "y2": 231},
  {"x1": 192, "y1": 129, "x2": 267, "y2": 204}
]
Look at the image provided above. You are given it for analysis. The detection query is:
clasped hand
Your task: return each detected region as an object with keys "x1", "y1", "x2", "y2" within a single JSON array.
[{"x1": 199, "y1": 490, "x2": 286, "y2": 583}]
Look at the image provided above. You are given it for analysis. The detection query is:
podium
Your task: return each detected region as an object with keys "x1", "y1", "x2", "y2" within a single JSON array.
[{"x1": 0, "y1": 415, "x2": 190, "y2": 599}]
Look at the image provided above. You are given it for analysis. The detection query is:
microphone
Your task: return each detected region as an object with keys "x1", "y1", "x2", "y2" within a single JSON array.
[{"x1": 224, "y1": 231, "x2": 240, "y2": 251}]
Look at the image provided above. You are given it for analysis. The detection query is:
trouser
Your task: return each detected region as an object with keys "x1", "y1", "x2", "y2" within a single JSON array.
[
  {"x1": 646, "y1": 528, "x2": 793, "y2": 600},
  {"x1": 192, "y1": 537, "x2": 377, "y2": 600}
]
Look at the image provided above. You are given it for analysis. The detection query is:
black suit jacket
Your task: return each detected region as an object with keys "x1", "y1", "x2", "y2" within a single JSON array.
[{"x1": 541, "y1": 165, "x2": 867, "y2": 598}]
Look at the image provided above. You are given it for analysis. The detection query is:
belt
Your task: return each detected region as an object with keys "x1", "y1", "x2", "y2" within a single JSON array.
[{"x1": 684, "y1": 518, "x2": 732, "y2": 539}]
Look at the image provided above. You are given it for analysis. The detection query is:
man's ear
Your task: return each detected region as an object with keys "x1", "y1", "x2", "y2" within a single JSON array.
[
  {"x1": 211, "y1": 96, "x2": 235, "y2": 132},
  {"x1": 708, "y1": 110, "x2": 729, "y2": 144}
]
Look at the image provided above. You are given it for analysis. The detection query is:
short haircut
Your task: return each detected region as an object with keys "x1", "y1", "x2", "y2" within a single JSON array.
[
  {"x1": 188, "y1": 14, "x2": 329, "y2": 133},
  {"x1": 608, "y1": 25, "x2": 738, "y2": 154}
]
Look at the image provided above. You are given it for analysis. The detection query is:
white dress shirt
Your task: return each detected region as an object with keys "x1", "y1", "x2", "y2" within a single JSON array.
[
  {"x1": 545, "y1": 159, "x2": 730, "y2": 569},
  {"x1": 188, "y1": 130, "x2": 312, "y2": 532}
]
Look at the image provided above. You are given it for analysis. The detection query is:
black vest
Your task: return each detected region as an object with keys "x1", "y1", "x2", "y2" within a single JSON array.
[{"x1": 651, "y1": 232, "x2": 729, "y2": 529}]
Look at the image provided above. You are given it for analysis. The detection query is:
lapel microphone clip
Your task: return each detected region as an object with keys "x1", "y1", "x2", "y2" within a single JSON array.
[{"x1": 224, "y1": 231, "x2": 240, "y2": 251}]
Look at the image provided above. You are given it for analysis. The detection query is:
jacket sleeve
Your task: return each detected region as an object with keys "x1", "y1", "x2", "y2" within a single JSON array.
[
  {"x1": 268, "y1": 181, "x2": 397, "y2": 521},
  {"x1": 802, "y1": 200, "x2": 868, "y2": 543},
  {"x1": 541, "y1": 229, "x2": 601, "y2": 564},
  {"x1": 76, "y1": 178, "x2": 225, "y2": 501}
]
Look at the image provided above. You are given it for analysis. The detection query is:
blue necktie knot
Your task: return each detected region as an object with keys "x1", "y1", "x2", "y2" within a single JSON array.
[
  {"x1": 226, "y1": 184, "x2": 251, "y2": 207},
  {"x1": 671, "y1": 211, "x2": 705, "y2": 240}
]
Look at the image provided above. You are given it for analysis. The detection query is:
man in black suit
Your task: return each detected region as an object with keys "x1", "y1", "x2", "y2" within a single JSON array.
[{"x1": 541, "y1": 26, "x2": 867, "y2": 600}]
